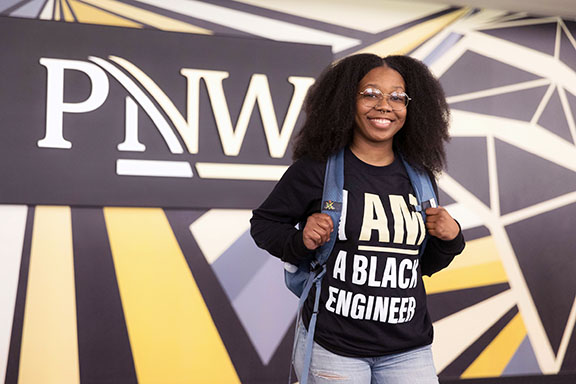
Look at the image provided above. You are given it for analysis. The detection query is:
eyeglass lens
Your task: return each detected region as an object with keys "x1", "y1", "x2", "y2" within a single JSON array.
[{"x1": 359, "y1": 88, "x2": 409, "y2": 111}]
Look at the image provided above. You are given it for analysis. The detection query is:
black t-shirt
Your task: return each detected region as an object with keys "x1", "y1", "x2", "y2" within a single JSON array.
[{"x1": 251, "y1": 148, "x2": 465, "y2": 357}]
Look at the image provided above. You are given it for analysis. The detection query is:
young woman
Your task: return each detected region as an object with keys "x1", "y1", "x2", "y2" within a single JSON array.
[{"x1": 251, "y1": 54, "x2": 465, "y2": 384}]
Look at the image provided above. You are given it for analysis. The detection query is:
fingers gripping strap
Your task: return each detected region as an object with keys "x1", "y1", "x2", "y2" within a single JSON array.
[{"x1": 316, "y1": 149, "x2": 344, "y2": 265}]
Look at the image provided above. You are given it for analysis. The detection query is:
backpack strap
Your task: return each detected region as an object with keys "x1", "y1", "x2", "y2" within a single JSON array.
[
  {"x1": 400, "y1": 157, "x2": 436, "y2": 219},
  {"x1": 292, "y1": 148, "x2": 344, "y2": 384},
  {"x1": 399, "y1": 156, "x2": 437, "y2": 259}
]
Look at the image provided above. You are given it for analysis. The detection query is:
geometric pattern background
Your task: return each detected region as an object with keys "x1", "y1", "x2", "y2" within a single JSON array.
[{"x1": 1, "y1": 1, "x2": 575, "y2": 383}]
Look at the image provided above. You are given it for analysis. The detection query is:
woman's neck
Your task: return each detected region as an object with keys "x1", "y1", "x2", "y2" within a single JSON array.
[{"x1": 349, "y1": 140, "x2": 395, "y2": 166}]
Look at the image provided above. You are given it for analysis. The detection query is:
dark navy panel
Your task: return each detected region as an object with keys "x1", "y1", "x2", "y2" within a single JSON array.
[
  {"x1": 165, "y1": 209, "x2": 293, "y2": 384},
  {"x1": 0, "y1": 17, "x2": 332, "y2": 209},
  {"x1": 480, "y1": 23, "x2": 557, "y2": 56},
  {"x1": 566, "y1": 90, "x2": 576, "y2": 143},
  {"x1": 427, "y1": 283, "x2": 510, "y2": 322},
  {"x1": 440, "y1": 50, "x2": 542, "y2": 97},
  {"x1": 560, "y1": 30, "x2": 576, "y2": 73},
  {"x1": 495, "y1": 139, "x2": 576, "y2": 214},
  {"x1": 445, "y1": 137, "x2": 490, "y2": 207},
  {"x1": 506, "y1": 202, "x2": 576, "y2": 355},
  {"x1": 438, "y1": 186, "x2": 457, "y2": 205},
  {"x1": 538, "y1": 89, "x2": 573, "y2": 142},
  {"x1": 450, "y1": 85, "x2": 548, "y2": 122},
  {"x1": 211, "y1": 231, "x2": 270, "y2": 302},
  {"x1": 4, "y1": 207, "x2": 34, "y2": 384},
  {"x1": 71, "y1": 208, "x2": 138, "y2": 384},
  {"x1": 439, "y1": 306, "x2": 519, "y2": 378},
  {"x1": 462, "y1": 226, "x2": 491, "y2": 241},
  {"x1": 562, "y1": 320, "x2": 576, "y2": 371}
]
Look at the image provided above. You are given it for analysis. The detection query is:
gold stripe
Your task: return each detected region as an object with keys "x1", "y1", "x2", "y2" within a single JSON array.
[
  {"x1": 61, "y1": 0, "x2": 75, "y2": 22},
  {"x1": 80, "y1": 0, "x2": 212, "y2": 34},
  {"x1": 442, "y1": 236, "x2": 501, "y2": 270},
  {"x1": 68, "y1": 0, "x2": 142, "y2": 28},
  {"x1": 424, "y1": 260, "x2": 509, "y2": 294},
  {"x1": 104, "y1": 207, "x2": 240, "y2": 384},
  {"x1": 462, "y1": 313, "x2": 527, "y2": 378},
  {"x1": 353, "y1": 8, "x2": 469, "y2": 56},
  {"x1": 424, "y1": 236, "x2": 508, "y2": 294},
  {"x1": 18, "y1": 206, "x2": 80, "y2": 384},
  {"x1": 54, "y1": 0, "x2": 61, "y2": 21}
]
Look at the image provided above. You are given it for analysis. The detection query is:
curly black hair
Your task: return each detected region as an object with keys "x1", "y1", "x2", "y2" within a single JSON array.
[{"x1": 292, "y1": 53, "x2": 450, "y2": 174}]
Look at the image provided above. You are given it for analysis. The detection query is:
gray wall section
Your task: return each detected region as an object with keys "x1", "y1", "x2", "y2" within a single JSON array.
[
  {"x1": 495, "y1": 139, "x2": 576, "y2": 214},
  {"x1": 440, "y1": 50, "x2": 541, "y2": 97}
]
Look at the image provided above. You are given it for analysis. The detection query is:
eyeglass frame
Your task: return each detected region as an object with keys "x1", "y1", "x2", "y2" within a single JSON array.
[{"x1": 357, "y1": 87, "x2": 412, "y2": 111}]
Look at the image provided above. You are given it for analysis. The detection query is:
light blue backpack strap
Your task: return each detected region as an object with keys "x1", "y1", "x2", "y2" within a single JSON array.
[
  {"x1": 315, "y1": 148, "x2": 345, "y2": 264},
  {"x1": 400, "y1": 156, "x2": 437, "y2": 257},
  {"x1": 400, "y1": 156, "x2": 436, "y2": 222},
  {"x1": 291, "y1": 149, "x2": 344, "y2": 384},
  {"x1": 300, "y1": 265, "x2": 326, "y2": 384}
]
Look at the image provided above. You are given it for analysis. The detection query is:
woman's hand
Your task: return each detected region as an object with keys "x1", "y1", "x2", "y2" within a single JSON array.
[
  {"x1": 425, "y1": 207, "x2": 460, "y2": 241},
  {"x1": 303, "y1": 213, "x2": 334, "y2": 250}
]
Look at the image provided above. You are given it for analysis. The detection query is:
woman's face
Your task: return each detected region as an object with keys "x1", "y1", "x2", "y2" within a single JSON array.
[{"x1": 354, "y1": 66, "x2": 407, "y2": 149}]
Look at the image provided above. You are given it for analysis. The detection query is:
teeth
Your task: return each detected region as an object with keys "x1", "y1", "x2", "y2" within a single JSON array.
[{"x1": 371, "y1": 118, "x2": 391, "y2": 124}]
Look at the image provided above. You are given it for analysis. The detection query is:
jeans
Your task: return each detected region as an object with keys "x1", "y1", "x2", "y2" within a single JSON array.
[{"x1": 293, "y1": 321, "x2": 439, "y2": 384}]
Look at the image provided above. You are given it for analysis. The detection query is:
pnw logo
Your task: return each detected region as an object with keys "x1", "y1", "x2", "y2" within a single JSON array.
[{"x1": 37, "y1": 56, "x2": 315, "y2": 181}]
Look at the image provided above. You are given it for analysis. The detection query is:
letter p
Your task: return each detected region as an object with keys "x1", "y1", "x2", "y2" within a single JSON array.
[{"x1": 38, "y1": 58, "x2": 109, "y2": 149}]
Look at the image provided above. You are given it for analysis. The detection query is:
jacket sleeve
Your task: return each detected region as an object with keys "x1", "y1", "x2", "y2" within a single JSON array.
[
  {"x1": 420, "y1": 225, "x2": 465, "y2": 276},
  {"x1": 250, "y1": 157, "x2": 325, "y2": 265},
  {"x1": 420, "y1": 176, "x2": 466, "y2": 276}
]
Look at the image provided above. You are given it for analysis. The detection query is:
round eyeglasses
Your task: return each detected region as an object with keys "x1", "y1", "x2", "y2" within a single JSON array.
[{"x1": 358, "y1": 87, "x2": 411, "y2": 111}]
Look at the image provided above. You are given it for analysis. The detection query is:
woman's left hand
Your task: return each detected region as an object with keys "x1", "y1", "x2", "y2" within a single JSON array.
[{"x1": 425, "y1": 207, "x2": 460, "y2": 241}]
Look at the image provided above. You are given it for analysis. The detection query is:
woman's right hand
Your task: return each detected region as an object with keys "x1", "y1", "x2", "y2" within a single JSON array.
[{"x1": 302, "y1": 213, "x2": 334, "y2": 250}]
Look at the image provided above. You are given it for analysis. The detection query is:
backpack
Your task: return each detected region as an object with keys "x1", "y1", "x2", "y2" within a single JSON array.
[{"x1": 284, "y1": 147, "x2": 437, "y2": 384}]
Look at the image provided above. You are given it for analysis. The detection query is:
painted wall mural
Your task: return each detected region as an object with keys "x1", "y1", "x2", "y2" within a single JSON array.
[{"x1": 0, "y1": 0, "x2": 575, "y2": 383}]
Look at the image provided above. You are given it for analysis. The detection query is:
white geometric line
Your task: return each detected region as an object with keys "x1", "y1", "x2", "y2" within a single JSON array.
[
  {"x1": 189, "y1": 209, "x2": 253, "y2": 265},
  {"x1": 39, "y1": 0, "x2": 54, "y2": 19},
  {"x1": 500, "y1": 191, "x2": 576, "y2": 226},
  {"x1": 116, "y1": 159, "x2": 193, "y2": 178},
  {"x1": 476, "y1": 16, "x2": 559, "y2": 30},
  {"x1": 489, "y1": 12, "x2": 530, "y2": 24},
  {"x1": 557, "y1": 86, "x2": 576, "y2": 145},
  {"x1": 132, "y1": 0, "x2": 360, "y2": 53},
  {"x1": 428, "y1": 34, "x2": 469, "y2": 77},
  {"x1": 465, "y1": 31, "x2": 576, "y2": 96},
  {"x1": 530, "y1": 83, "x2": 555, "y2": 125},
  {"x1": 443, "y1": 203, "x2": 484, "y2": 230},
  {"x1": 556, "y1": 296, "x2": 576, "y2": 372},
  {"x1": 555, "y1": 21, "x2": 561, "y2": 60},
  {"x1": 487, "y1": 134, "x2": 500, "y2": 217},
  {"x1": 433, "y1": 290, "x2": 517, "y2": 373},
  {"x1": 446, "y1": 79, "x2": 551, "y2": 105},
  {"x1": 234, "y1": 0, "x2": 450, "y2": 34},
  {"x1": 450, "y1": 111, "x2": 576, "y2": 172},
  {"x1": 560, "y1": 20, "x2": 576, "y2": 51},
  {"x1": 488, "y1": 223, "x2": 555, "y2": 373},
  {"x1": 195, "y1": 162, "x2": 288, "y2": 181},
  {"x1": 0, "y1": 205, "x2": 27, "y2": 384},
  {"x1": 438, "y1": 172, "x2": 554, "y2": 372}
]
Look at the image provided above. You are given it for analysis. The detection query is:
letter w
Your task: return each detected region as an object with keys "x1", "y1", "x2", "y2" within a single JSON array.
[{"x1": 181, "y1": 69, "x2": 314, "y2": 158}]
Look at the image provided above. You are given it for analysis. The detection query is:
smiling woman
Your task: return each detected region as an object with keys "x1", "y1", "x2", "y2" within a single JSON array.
[{"x1": 251, "y1": 53, "x2": 465, "y2": 384}]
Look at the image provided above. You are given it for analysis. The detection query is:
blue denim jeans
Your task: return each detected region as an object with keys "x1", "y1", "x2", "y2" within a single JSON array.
[{"x1": 293, "y1": 321, "x2": 439, "y2": 384}]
